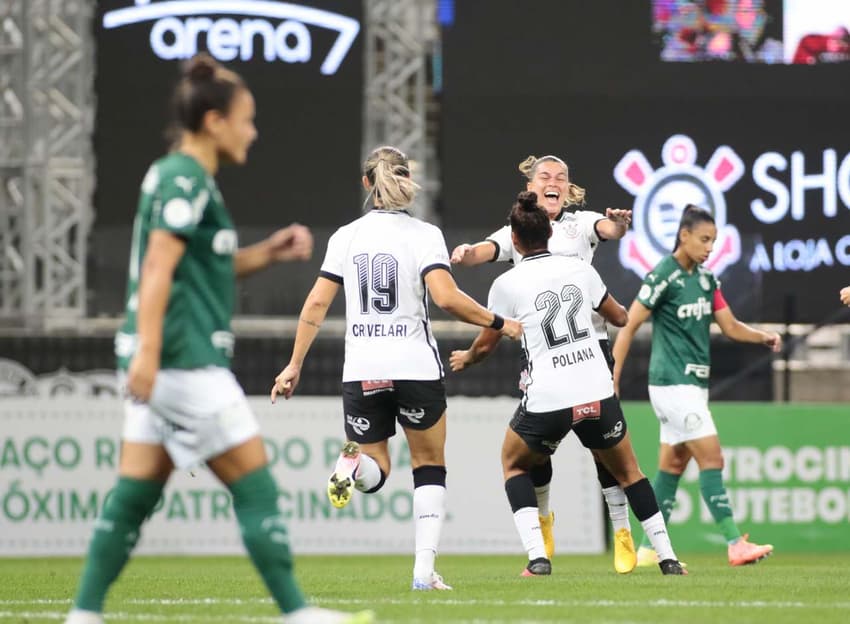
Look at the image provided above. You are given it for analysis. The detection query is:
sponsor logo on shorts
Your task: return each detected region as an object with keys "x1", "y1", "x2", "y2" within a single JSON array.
[
  {"x1": 399, "y1": 406, "x2": 425, "y2": 424},
  {"x1": 684, "y1": 412, "x2": 703, "y2": 431},
  {"x1": 572, "y1": 400, "x2": 601, "y2": 423},
  {"x1": 542, "y1": 439, "x2": 561, "y2": 451},
  {"x1": 345, "y1": 414, "x2": 370, "y2": 436},
  {"x1": 602, "y1": 420, "x2": 624, "y2": 440},
  {"x1": 361, "y1": 379, "x2": 394, "y2": 396}
]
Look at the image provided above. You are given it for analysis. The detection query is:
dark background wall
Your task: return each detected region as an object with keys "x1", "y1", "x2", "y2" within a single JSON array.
[{"x1": 440, "y1": 0, "x2": 850, "y2": 324}]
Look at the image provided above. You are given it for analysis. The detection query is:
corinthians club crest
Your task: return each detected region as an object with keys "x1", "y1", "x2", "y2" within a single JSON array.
[{"x1": 614, "y1": 134, "x2": 744, "y2": 277}]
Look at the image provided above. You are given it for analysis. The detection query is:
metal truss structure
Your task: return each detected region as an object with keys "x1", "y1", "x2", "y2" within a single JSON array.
[
  {"x1": 363, "y1": 0, "x2": 439, "y2": 223},
  {"x1": 0, "y1": 0, "x2": 94, "y2": 325}
]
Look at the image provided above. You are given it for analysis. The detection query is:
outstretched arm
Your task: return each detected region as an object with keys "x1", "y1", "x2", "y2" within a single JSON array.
[
  {"x1": 450, "y1": 241, "x2": 498, "y2": 266},
  {"x1": 235, "y1": 224, "x2": 313, "y2": 277},
  {"x1": 611, "y1": 299, "x2": 652, "y2": 396},
  {"x1": 595, "y1": 208, "x2": 632, "y2": 241},
  {"x1": 449, "y1": 327, "x2": 502, "y2": 372},
  {"x1": 714, "y1": 307, "x2": 782, "y2": 352},
  {"x1": 271, "y1": 276, "x2": 339, "y2": 401},
  {"x1": 425, "y1": 268, "x2": 522, "y2": 339}
]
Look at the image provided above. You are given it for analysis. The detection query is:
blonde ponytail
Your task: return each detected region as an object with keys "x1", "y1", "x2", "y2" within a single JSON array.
[{"x1": 363, "y1": 146, "x2": 420, "y2": 210}]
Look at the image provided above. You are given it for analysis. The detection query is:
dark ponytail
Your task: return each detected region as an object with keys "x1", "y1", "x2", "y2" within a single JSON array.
[
  {"x1": 509, "y1": 191, "x2": 552, "y2": 251},
  {"x1": 673, "y1": 204, "x2": 715, "y2": 251},
  {"x1": 170, "y1": 53, "x2": 245, "y2": 134}
]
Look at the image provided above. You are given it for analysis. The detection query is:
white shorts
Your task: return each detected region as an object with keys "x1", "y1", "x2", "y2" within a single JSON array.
[
  {"x1": 122, "y1": 367, "x2": 260, "y2": 469},
  {"x1": 647, "y1": 384, "x2": 718, "y2": 446}
]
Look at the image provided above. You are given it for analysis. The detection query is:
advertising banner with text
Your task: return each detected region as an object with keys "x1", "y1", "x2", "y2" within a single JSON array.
[
  {"x1": 626, "y1": 402, "x2": 850, "y2": 552},
  {"x1": 0, "y1": 397, "x2": 603, "y2": 556}
]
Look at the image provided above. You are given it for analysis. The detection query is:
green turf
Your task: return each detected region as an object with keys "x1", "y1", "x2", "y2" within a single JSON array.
[{"x1": 1, "y1": 553, "x2": 848, "y2": 623}]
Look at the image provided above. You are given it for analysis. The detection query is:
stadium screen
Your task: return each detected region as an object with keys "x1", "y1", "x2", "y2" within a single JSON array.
[
  {"x1": 93, "y1": 0, "x2": 363, "y2": 228},
  {"x1": 440, "y1": 0, "x2": 850, "y2": 324},
  {"x1": 654, "y1": 0, "x2": 850, "y2": 64}
]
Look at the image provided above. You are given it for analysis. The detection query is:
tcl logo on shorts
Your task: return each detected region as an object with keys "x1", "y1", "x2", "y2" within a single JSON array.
[{"x1": 572, "y1": 400, "x2": 601, "y2": 423}]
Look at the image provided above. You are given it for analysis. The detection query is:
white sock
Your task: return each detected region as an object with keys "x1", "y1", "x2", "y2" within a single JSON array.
[
  {"x1": 640, "y1": 511, "x2": 676, "y2": 561},
  {"x1": 513, "y1": 506, "x2": 547, "y2": 561},
  {"x1": 353, "y1": 453, "x2": 381, "y2": 492},
  {"x1": 412, "y1": 484, "x2": 445, "y2": 580},
  {"x1": 534, "y1": 484, "x2": 551, "y2": 517},
  {"x1": 602, "y1": 485, "x2": 631, "y2": 532}
]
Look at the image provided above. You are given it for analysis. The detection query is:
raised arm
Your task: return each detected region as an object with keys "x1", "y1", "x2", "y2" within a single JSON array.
[
  {"x1": 450, "y1": 240, "x2": 499, "y2": 266},
  {"x1": 714, "y1": 307, "x2": 782, "y2": 352},
  {"x1": 595, "y1": 208, "x2": 632, "y2": 241},
  {"x1": 127, "y1": 230, "x2": 186, "y2": 401},
  {"x1": 425, "y1": 268, "x2": 521, "y2": 339},
  {"x1": 611, "y1": 299, "x2": 652, "y2": 396},
  {"x1": 270, "y1": 276, "x2": 340, "y2": 401}
]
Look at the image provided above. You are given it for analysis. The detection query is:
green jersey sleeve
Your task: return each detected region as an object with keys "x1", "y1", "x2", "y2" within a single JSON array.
[
  {"x1": 635, "y1": 267, "x2": 670, "y2": 310},
  {"x1": 151, "y1": 170, "x2": 210, "y2": 238}
]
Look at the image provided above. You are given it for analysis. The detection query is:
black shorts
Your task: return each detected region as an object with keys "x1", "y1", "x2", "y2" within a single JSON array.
[
  {"x1": 570, "y1": 394, "x2": 627, "y2": 450},
  {"x1": 509, "y1": 403, "x2": 574, "y2": 456},
  {"x1": 341, "y1": 379, "x2": 447, "y2": 444},
  {"x1": 510, "y1": 394, "x2": 627, "y2": 455}
]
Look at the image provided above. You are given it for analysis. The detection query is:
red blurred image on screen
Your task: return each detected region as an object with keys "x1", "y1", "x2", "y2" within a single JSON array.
[{"x1": 654, "y1": 0, "x2": 850, "y2": 64}]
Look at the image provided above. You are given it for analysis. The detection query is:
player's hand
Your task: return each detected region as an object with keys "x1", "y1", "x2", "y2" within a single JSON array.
[
  {"x1": 500, "y1": 318, "x2": 523, "y2": 340},
  {"x1": 764, "y1": 332, "x2": 782, "y2": 353},
  {"x1": 271, "y1": 363, "x2": 301, "y2": 402},
  {"x1": 449, "y1": 350, "x2": 473, "y2": 372},
  {"x1": 267, "y1": 224, "x2": 313, "y2": 262},
  {"x1": 840, "y1": 286, "x2": 850, "y2": 307},
  {"x1": 450, "y1": 243, "x2": 473, "y2": 264},
  {"x1": 126, "y1": 349, "x2": 159, "y2": 402},
  {"x1": 605, "y1": 208, "x2": 632, "y2": 227}
]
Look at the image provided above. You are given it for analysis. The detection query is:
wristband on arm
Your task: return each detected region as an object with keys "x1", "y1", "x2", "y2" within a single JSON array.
[{"x1": 489, "y1": 314, "x2": 505, "y2": 330}]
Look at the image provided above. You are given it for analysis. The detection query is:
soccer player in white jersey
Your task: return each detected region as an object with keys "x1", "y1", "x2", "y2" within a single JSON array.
[
  {"x1": 613, "y1": 205, "x2": 780, "y2": 567},
  {"x1": 65, "y1": 55, "x2": 373, "y2": 624},
  {"x1": 450, "y1": 191, "x2": 685, "y2": 576},
  {"x1": 451, "y1": 155, "x2": 639, "y2": 573},
  {"x1": 271, "y1": 146, "x2": 522, "y2": 591}
]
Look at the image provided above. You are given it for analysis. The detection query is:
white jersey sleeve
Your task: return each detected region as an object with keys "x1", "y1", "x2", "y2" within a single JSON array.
[
  {"x1": 585, "y1": 264, "x2": 609, "y2": 310},
  {"x1": 319, "y1": 227, "x2": 347, "y2": 283},
  {"x1": 417, "y1": 227, "x2": 452, "y2": 276},
  {"x1": 485, "y1": 224, "x2": 514, "y2": 263},
  {"x1": 574, "y1": 209, "x2": 606, "y2": 244},
  {"x1": 486, "y1": 274, "x2": 514, "y2": 318}
]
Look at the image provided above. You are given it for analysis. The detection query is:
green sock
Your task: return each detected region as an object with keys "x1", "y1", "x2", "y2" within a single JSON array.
[
  {"x1": 229, "y1": 466, "x2": 306, "y2": 614},
  {"x1": 639, "y1": 471, "x2": 680, "y2": 549},
  {"x1": 699, "y1": 468, "x2": 741, "y2": 543},
  {"x1": 75, "y1": 477, "x2": 164, "y2": 611}
]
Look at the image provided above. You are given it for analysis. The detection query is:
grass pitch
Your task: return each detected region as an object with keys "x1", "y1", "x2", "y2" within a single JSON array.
[{"x1": 1, "y1": 553, "x2": 847, "y2": 623}]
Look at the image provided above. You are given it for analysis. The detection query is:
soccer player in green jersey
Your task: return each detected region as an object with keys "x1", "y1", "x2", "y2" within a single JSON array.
[
  {"x1": 65, "y1": 54, "x2": 372, "y2": 624},
  {"x1": 612, "y1": 205, "x2": 782, "y2": 568}
]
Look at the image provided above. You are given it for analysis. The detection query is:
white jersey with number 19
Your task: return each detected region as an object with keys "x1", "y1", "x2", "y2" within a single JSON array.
[
  {"x1": 320, "y1": 209, "x2": 451, "y2": 382},
  {"x1": 487, "y1": 251, "x2": 614, "y2": 412}
]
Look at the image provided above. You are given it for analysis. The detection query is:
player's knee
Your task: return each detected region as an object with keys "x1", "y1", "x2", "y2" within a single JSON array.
[{"x1": 363, "y1": 468, "x2": 388, "y2": 493}]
